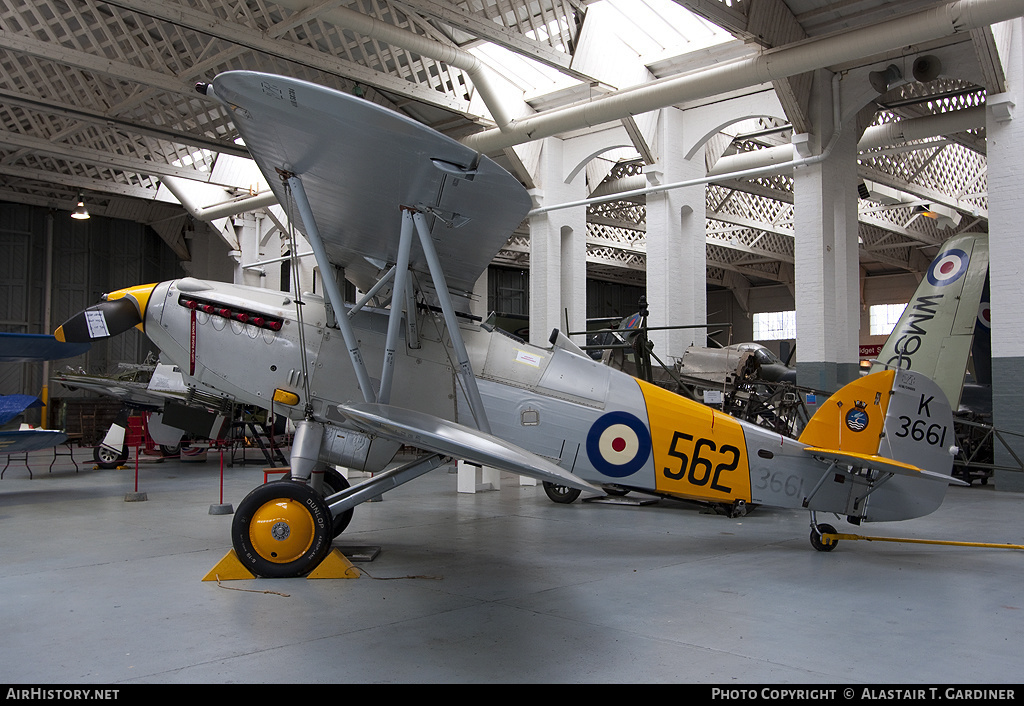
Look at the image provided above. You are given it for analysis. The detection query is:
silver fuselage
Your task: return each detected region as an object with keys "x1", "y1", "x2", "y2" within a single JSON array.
[{"x1": 143, "y1": 277, "x2": 952, "y2": 522}]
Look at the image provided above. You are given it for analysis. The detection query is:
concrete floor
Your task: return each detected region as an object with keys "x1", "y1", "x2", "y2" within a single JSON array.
[{"x1": 1, "y1": 446, "x2": 1022, "y2": 685}]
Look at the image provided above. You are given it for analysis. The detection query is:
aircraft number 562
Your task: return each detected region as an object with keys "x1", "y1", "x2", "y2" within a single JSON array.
[{"x1": 663, "y1": 431, "x2": 737, "y2": 492}]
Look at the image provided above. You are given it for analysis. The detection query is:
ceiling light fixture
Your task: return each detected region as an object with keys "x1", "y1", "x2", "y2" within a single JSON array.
[
  {"x1": 908, "y1": 203, "x2": 962, "y2": 231},
  {"x1": 71, "y1": 193, "x2": 90, "y2": 220},
  {"x1": 869, "y1": 64, "x2": 903, "y2": 94}
]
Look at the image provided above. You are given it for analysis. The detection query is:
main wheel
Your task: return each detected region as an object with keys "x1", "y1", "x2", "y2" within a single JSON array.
[
  {"x1": 543, "y1": 481, "x2": 581, "y2": 504},
  {"x1": 810, "y1": 523, "x2": 839, "y2": 552},
  {"x1": 272, "y1": 467, "x2": 354, "y2": 537},
  {"x1": 232, "y1": 481, "x2": 333, "y2": 578},
  {"x1": 94, "y1": 445, "x2": 128, "y2": 469}
]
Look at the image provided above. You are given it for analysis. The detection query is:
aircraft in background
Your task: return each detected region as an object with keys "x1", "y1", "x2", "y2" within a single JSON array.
[
  {"x1": 590, "y1": 310, "x2": 795, "y2": 386},
  {"x1": 867, "y1": 232, "x2": 994, "y2": 483},
  {"x1": 51, "y1": 360, "x2": 219, "y2": 468},
  {"x1": 58, "y1": 72, "x2": 962, "y2": 576},
  {"x1": 51, "y1": 359, "x2": 299, "y2": 470},
  {"x1": 869, "y1": 232, "x2": 989, "y2": 411},
  {"x1": 0, "y1": 332, "x2": 89, "y2": 456},
  {"x1": 678, "y1": 342, "x2": 796, "y2": 385},
  {"x1": 52, "y1": 360, "x2": 190, "y2": 409}
]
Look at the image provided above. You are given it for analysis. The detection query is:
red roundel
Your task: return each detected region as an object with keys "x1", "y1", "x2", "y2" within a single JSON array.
[
  {"x1": 978, "y1": 301, "x2": 991, "y2": 328},
  {"x1": 926, "y1": 248, "x2": 969, "y2": 287}
]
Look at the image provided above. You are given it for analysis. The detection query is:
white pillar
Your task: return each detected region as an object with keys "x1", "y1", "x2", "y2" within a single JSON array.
[
  {"x1": 987, "y1": 18, "x2": 1024, "y2": 490},
  {"x1": 645, "y1": 107, "x2": 707, "y2": 361},
  {"x1": 792, "y1": 71, "x2": 861, "y2": 397},
  {"x1": 527, "y1": 137, "x2": 587, "y2": 347}
]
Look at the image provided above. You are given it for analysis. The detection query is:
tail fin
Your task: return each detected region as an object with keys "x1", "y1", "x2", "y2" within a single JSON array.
[
  {"x1": 798, "y1": 370, "x2": 894, "y2": 456},
  {"x1": 799, "y1": 369, "x2": 959, "y2": 521},
  {"x1": 869, "y1": 233, "x2": 988, "y2": 410}
]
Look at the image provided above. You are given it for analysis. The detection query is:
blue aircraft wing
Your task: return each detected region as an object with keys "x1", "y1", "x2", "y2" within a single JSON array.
[
  {"x1": 0, "y1": 429, "x2": 67, "y2": 454},
  {"x1": 0, "y1": 395, "x2": 44, "y2": 426},
  {"x1": 0, "y1": 332, "x2": 90, "y2": 362}
]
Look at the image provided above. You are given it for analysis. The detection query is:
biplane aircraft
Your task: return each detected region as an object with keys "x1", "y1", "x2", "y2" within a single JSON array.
[{"x1": 56, "y1": 72, "x2": 962, "y2": 577}]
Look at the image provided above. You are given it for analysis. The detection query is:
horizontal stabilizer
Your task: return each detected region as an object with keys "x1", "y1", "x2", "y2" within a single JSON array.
[
  {"x1": 802, "y1": 446, "x2": 967, "y2": 485},
  {"x1": 338, "y1": 403, "x2": 600, "y2": 494}
]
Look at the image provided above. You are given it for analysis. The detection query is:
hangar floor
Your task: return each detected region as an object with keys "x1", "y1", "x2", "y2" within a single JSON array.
[{"x1": 1, "y1": 447, "x2": 1021, "y2": 685}]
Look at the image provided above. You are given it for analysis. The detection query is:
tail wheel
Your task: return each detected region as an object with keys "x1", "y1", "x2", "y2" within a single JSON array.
[
  {"x1": 232, "y1": 481, "x2": 332, "y2": 578},
  {"x1": 810, "y1": 523, "x2": 839, "y2": 552},
  {"x1": 543, "y1": 481, "x2": 581, "y2": 504}
]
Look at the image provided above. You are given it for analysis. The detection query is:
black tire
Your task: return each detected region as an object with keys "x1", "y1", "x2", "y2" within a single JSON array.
[
  {"x1": 810, "y1": 523, "x2": 839, "y2": 552},
  {"x1": 543, "y1": 481, "x2": 581, "y2": 504},
  {"x1": 93, "y1": 445, "x2": 128, "y2": 469},
  {"x1": 269, "y1": 467, "x2": 354, "y2": 538},
  {"x1": 604, "y1": 486, "x2": 630, "y2": 497},
  {"x1": 232, "y1": 481, "x2": 333, "y2": 578},
  {"x1": 320, "y1": 467, "x2": 354, "y2": 537}
]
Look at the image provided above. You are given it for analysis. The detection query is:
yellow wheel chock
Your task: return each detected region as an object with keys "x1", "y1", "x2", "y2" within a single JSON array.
[{"x1": 202, "y1": 547, "x2": 360, "y2": 581}]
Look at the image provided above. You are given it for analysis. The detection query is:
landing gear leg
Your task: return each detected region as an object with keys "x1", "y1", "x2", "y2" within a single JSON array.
[
  {"x1": 321, "y1": 466, "x2": 353, "y2": 537},
  {"x1": 809, "y1": 511, "x2": 838, "y2": 552}
]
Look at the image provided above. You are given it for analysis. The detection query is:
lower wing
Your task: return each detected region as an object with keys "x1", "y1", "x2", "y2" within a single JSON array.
[{"x1": 338, "y1": 403, "x2": 600, "y2": 493}]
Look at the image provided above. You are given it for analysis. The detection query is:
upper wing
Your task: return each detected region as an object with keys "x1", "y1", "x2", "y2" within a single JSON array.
[{"x1": 210, "y1": 71, "x2": 532, "y2": 297}]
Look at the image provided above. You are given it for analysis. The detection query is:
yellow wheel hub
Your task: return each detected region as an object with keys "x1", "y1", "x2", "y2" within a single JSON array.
[{"x1": 249, "y1": 498, "x2": 316, "y2": 564}]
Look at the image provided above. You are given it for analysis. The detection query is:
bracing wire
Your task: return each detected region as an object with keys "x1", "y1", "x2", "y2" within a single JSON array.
[{"x1": 282, "y1": 180, "x2": 314, "y2": 418}]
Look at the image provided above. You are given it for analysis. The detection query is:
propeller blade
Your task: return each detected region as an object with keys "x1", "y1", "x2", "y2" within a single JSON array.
[
  {"x1": 54, "y1": 299, "x2": 141, "y2": 343},
  {"x1": 54, "y1": 284, "x2": 156, "y2": 343}
]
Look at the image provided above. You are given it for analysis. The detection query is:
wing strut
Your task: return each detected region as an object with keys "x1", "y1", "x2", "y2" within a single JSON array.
[
  {"x1": 348, "y1": 265, "x2": 395, "y2": 317},
  {"x1": 377, "y1": 209, "x2": 414, "y2": 404},
  {"x1": 412, "y1": 210, "x2": 491, "y2": 434},
  {"x1": 284, "y1": 174, "x2": 377, "y2": 404}
]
